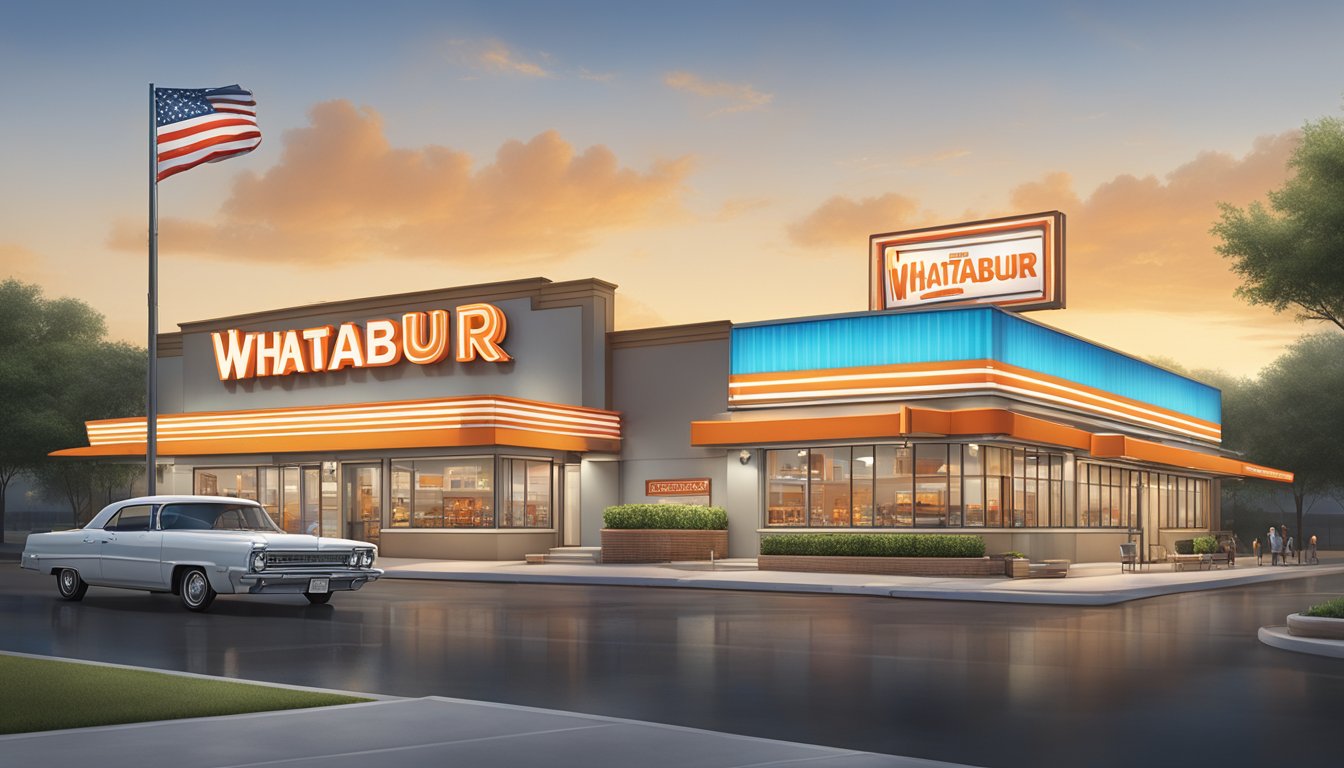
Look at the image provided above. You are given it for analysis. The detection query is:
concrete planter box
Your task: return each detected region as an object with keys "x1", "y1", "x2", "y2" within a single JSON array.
[
  {"x1": 1287, "y1": 613, "x2": 1344, "y2": 640},
  {"x1": 600, "y1": 529, "x2": 729, "y2": 563},
  {"x1": 758, "y1": 554, "x2": 1007, "y2": 578}
]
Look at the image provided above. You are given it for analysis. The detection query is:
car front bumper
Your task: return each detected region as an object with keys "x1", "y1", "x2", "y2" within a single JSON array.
[{"x1": 233, "y1": 568, "x2": 384, "y2": 595}]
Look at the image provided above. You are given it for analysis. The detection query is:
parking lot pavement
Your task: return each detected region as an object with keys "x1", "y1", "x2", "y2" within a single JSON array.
[{"x1": 1, "y1": 683, "x2": 970, "y2": 768}]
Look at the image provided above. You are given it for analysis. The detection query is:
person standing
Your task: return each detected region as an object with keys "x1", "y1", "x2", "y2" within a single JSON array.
[
  {"x1": 1281, "y1": 526, "x2": 1292, "y2": 565},
  {"x1": 1253, "y1": 537, "x2": 1261, "y2": 566},
  {"x1": 1269, "y1": 526, "x2": 1282, "y2": 566}
]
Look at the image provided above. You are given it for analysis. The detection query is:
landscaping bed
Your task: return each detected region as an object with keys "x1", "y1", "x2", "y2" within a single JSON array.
[
  {"x1": 1287, "y1": 597, "x2": 1344, "y2": 640},
  {"x1": 757, "y1": 533, "x2": 1008, "y2": 577},
  {"x1": 600, "y1": 504, "x2": 728, "y2": 563}
]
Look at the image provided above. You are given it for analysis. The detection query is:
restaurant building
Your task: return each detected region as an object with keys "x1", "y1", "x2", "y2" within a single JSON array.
[{"x1": 54, "y1": 213, "x2": 1293, "y2": 562}]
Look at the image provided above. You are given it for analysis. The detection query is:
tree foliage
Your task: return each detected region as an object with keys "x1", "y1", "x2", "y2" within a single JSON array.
[
  {"x1": 1221, "y1": 333, "x2": 1344, "y2": 550},
  {"x1": 1212, "y1": 117, "x2": 1344, "y2": 330},
  {"x1": 0, "y1": 279, "x2": 145, "y2": 534}
]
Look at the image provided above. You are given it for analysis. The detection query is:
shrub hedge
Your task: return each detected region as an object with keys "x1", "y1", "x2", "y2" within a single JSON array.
[
  {"x1": 1193, "y1": 535, "x2": 1219, "y2": 555},
  {"x1": 603, "y1": 504, "x2": 728, "y2": 530},
  {"x1": 760, "y1": 533, "x2": 985, "y2": 558},
  {"x1": 1304, "y1": 597, "x2": 1344, "y2": 619}
]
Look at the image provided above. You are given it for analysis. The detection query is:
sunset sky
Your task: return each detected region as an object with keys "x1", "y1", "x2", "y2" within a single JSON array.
[{"x1": 4, "y1": 1, "x2": 1343, "y2": 379}]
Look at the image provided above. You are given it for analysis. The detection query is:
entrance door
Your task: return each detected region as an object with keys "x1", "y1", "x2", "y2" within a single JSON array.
[
  {"x1": 342, "y1": 464, "x2": 382, "y2": 546},
  {"x1": 279, "y1": 465, "x2": 336, "y2": 537}
]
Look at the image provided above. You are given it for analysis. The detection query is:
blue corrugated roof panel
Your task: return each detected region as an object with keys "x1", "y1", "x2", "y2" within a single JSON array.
[{"x1": 730, "y1": 307, "x2": 1221, "y2": 424}]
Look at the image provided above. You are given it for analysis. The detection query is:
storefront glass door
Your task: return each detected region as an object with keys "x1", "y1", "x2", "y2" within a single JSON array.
[
  {"x1": 279, "y1": 465, "x2": 334, "y2": 537},
  {"x1": 343, "y1": 464, "x2": 382, "y2": 546}
]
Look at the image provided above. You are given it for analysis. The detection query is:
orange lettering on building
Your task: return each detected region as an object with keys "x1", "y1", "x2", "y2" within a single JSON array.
[
  {"x1": 210, "y1": 304, "x2": 510, "y2": 381},
  {"x1": 455, "y1": 303, "x2": 512, "y2": 363}
]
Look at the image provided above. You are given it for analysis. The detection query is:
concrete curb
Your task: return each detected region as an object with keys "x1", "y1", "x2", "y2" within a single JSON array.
[
  {"x1": 1257, "y1": 626, "x2": 1344, "y2": 659},
  {"x1": 379, "y1": 561, "x2": 1344, "y2": 606}
]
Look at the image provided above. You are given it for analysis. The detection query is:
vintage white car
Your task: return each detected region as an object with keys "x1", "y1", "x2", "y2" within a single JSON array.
[{"x1": 20, "y1": 495, "x2": 382, "y2": 611}]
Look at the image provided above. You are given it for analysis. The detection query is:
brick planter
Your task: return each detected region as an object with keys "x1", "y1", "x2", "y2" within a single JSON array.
[
  {"x1": 758, "y1": 554, "x2": 1008, "y2": 577},
  {"x1": 601, "y1": 529, "x2": 729, "y2": 563}
]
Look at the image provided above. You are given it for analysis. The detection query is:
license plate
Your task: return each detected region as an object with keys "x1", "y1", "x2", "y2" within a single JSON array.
[{"x1": 308, "y1": 578, "x2": 330, "y2": 594}]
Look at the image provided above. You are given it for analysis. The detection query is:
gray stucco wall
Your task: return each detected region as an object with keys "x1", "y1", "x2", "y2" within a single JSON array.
[
  {"x1": 172, "y1": 296, "x2": 589, "y2": 413},
  {"x1": 580, "y1": 458, "x2": 620, "y2": 547},
  {"x1": 610, "y1": 337, "x2": 748, "y2": 552}
]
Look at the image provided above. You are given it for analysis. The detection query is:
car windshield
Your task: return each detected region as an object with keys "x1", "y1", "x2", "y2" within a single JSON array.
[{"x1": 159, "y1": 503, "x2": 283, "y2": 533}]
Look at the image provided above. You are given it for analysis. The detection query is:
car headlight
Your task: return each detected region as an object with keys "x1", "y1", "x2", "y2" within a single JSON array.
[
  {"x1": 361, "y1": 550, "x2": 374, "y2": 568},
  {"x1": 347, "y1": 551, "x2": 360, "y2": 567},
  {"x1": 250, "y1": 549, "x2": 266, "y2": 572}
]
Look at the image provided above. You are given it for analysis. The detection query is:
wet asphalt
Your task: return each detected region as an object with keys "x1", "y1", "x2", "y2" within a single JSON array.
[{"x1": 3, "y1": 565, "x2": 1342, "y2": 768}]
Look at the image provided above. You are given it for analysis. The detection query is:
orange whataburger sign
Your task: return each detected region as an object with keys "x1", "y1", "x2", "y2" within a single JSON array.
[
  {"x1": 869, "y1": 212, "x2": 1065, "y2": 312},
  {"x1": 645, "y1": 478, "x2": 711, "y2": 496},
  {"x1": 211, "y1": 303, "x2": 511, "y2": 381}
]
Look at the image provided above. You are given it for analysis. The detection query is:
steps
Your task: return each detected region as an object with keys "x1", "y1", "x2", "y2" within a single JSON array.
[{"x1": 525, "y1": 546, "x2": 603, "y2": 565}]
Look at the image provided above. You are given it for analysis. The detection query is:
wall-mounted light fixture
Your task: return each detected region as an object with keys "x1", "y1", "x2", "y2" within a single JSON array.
[{"x1": 739, "y1": 449, "x2": 752, "y2": 465}]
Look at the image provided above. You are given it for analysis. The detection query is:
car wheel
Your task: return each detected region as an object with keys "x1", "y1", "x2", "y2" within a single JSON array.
[
  {"x1": 304, "y1": 591, "x2": 333, "y2": 605},
  {"x1": 56, "y1": 568, "x2": 88, "y2": 601},
  {"x1": 179, "y1": 567, "x2": 216, "y2": 612}
]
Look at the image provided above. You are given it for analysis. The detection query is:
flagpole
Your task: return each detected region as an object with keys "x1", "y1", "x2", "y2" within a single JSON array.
[{"x1": 147, "y1": 83, "x2": 159, "y2": 496}]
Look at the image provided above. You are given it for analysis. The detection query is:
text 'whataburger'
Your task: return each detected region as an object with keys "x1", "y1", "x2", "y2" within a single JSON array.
[{"x1": 211, "y1": 304, "x2": 510, "y2": 381}]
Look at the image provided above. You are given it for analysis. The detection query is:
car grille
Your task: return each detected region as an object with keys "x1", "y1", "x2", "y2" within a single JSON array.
[{"x1": 266, "y1": 551, "x2": 351, "y2": 568}]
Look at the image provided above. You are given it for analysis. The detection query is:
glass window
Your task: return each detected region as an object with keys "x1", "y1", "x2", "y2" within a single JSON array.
[
  {"x1": 914, "y1": 444, "x2": 947, "y2": 527},
  {"x1": 766, "y1": 450, "x2": 808, "y2": 526},
  {"x1": 193, "y1": 467, "x2": 258, "y2": 500},
  {"x1": 963, "y1": 445, "x2": 984, "y2": 527},
  {"x1": 259, "y1": 467, "x2": 280, "y2": 529},
  {"x1": 422, "y1": 458, "x2": 494, "y2": 528},
  {"x1": 810, "y1": 447, "x2": 852, "y2": 527},
  {"x1": 159, "y1": 502, "x2": 280, "y2": 532},
  {"x1": 852, "y1": 447, "x2": 874, "y2": 526},
  {"x1": 501, "y1": 459, "x2": 552, "y2": 528},
  {"x1": 343, "y1": 464, "x2": 382, "y2": 544},
  {"x1": 875, "y1": 446, "x2": 913, "y2": 527},
  {"x1": 105, "y1": 504, "x2": 153, "y2": 532},
  {"x1": 948, "y1": 447, "x2": 962, "y2": 528},
  {"x1": 391, "y1": 463, "x2": 412, "y2": 528}
]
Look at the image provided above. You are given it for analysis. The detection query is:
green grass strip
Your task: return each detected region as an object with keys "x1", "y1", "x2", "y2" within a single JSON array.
[{"x1": 0, "y1": 654, "x2": 370, "y2": 735}]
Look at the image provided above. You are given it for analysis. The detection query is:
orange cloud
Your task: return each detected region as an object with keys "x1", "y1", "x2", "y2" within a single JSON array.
[
  {"x1": 790, "y1": 132, "x2": 1298, "y2": 313},
  {"x1": 1010, "y1": 132, "x2": 1297, "y2": 312},
  {"x1": 108, "y1": 101, "x2": 692, "y2": 264},
  {"x1": 0, "y1": 243, "x2": 42, "y2": 280},
  {"x1": 663, "y1": 71, "x2": 773, "y2": 114},
  {"x1": 788, "y1": 193, "x2": 937, "y2": 248},
  {"x1": 450, "y1": 39, "x2": 552, "y2": 78}
]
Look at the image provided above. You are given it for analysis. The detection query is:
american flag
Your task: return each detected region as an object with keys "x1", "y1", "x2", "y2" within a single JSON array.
[{"x1": 154, "y1": 85, "x2": 260, "y2": 182}]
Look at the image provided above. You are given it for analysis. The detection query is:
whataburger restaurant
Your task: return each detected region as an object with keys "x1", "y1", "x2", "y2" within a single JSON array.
[{"x1": 54, "y1": 212, "x2": 1294, "y2": 563}]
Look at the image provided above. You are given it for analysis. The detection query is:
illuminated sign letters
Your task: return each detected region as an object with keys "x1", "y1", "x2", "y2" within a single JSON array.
[
  {"x1": 869, "y1": 212, "x2": 1065, "y2": 312},
  {"x1": 211, "y1": 303, "x2": 511, "y2": 381}
]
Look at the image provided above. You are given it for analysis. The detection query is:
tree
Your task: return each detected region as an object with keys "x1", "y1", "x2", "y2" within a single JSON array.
[
  {"x1": 1212, "y1": 117, "x2": 1344, "y2": 330},
  {"x1": 1222, "y1": 333, "x2": 1344, "y2": 555},
  {"x1": 0, "y1": 279, "x2": 145, "y2": 537}
]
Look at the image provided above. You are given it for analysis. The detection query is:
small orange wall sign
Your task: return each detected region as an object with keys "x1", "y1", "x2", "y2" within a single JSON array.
[
  {"x1": 645, "y1": 478, "x2": 711, "y2": 496},
  {"x1": 211, "y1": 303, "x2": 510, "y2": 381}
]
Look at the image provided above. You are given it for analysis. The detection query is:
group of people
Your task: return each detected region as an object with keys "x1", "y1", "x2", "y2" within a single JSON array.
[{"x1": 1255, "y1": 526, "x2": 1322, "y2": 566}]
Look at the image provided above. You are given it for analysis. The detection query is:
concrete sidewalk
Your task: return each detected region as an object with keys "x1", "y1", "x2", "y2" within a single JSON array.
[
  {"x1": 0, "y1": 652, "x2": 963, "y2": 768},
  {"x1": 376, "y1": 553, "x2": 1344, "y2": 606}
]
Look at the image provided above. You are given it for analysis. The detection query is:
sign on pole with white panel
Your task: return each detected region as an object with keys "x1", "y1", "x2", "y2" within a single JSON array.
[{"x1": 869, "y1": 212, "x2": 1065, "y2": 312}]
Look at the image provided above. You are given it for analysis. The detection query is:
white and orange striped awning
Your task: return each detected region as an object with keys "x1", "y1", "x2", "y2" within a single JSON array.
[
  {"x1": 51, "y1": 395, "x2": 621, "y2": 458},
  {"x1": 728, "y1": 359, "x2": 1223, "y2": 444}
]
